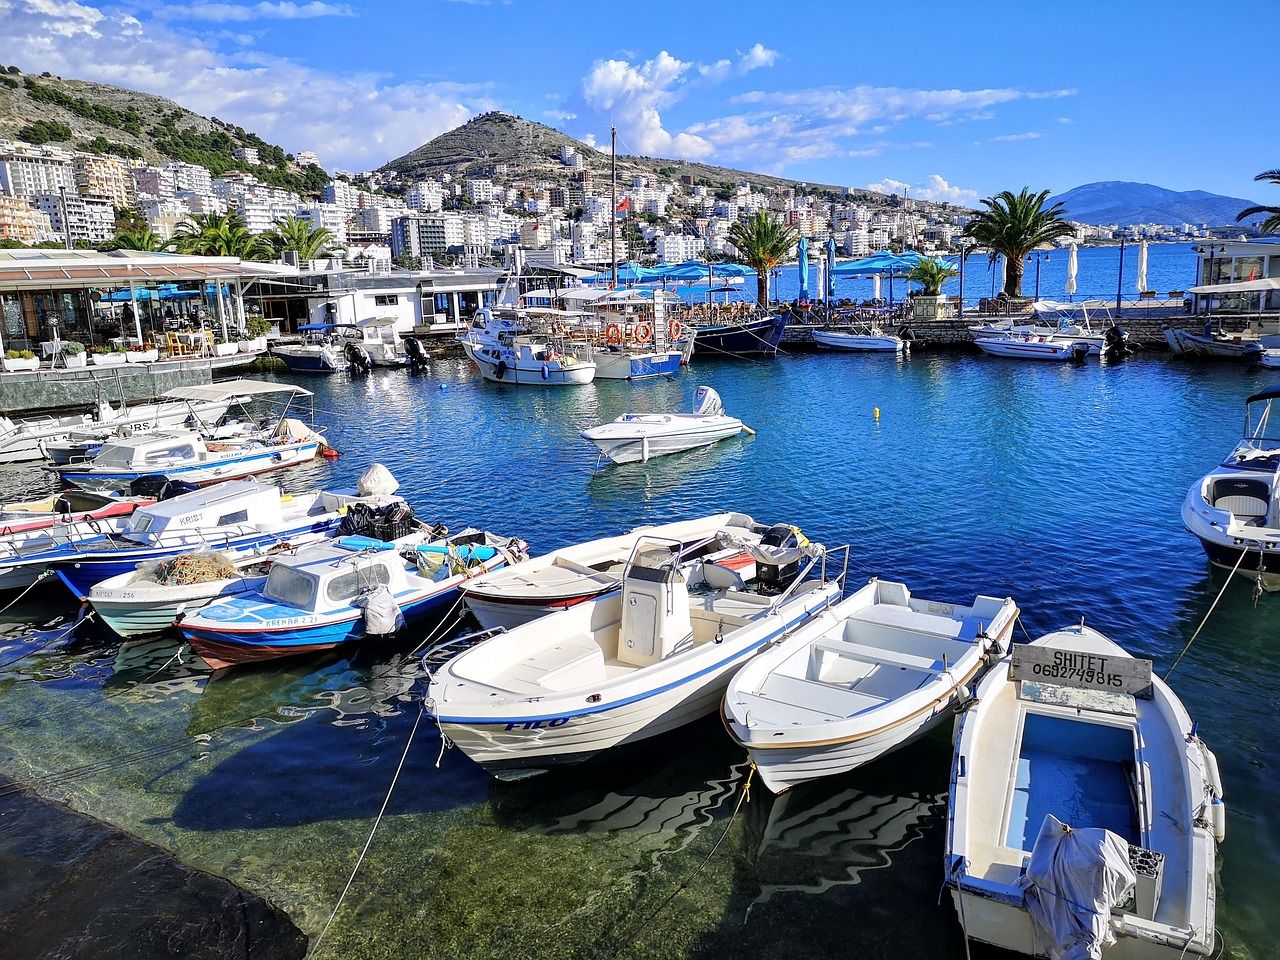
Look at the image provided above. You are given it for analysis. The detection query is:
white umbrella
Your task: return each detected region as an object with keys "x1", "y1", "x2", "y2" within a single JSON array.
[
  {"x1": 1065, "y1": 242, "x2": 1078, "y2": 297},
  {"x1": 872, "y1": 274, "x2": 882, "y2": 300},
  {"x1": 994, "y1": 255, "x2": 1006, "y2": 295},
  {"x1": 1136, "y1": 239, "x2": 1149, "y2": 293}
]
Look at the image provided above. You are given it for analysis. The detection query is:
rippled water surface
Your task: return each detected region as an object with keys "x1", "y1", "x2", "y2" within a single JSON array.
[{"x1": 0, "y1": 348, "x2": 1275, "y2": 959}]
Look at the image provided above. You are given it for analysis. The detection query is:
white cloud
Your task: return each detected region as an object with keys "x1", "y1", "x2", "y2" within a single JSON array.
[
  {"x1": 543, "y1": 109, "x2": 576, "y2": 123},
  {"x1": 982, "y1": 131, "x2": 1044, "y2": 143},
  {"x1": 1, "y1": 0, "x2": 493, "y2": 168},
  {"x1": 868, "y1": 174, "x2": 979, "y2": 205},
  {"x1": 867, "y1": 177, "x2": 910, "y2": 196},
  {"x1": 739, "y1": 43, "x2": 778, "y2": 71},
  {"x1": 1057, "y1": 116, "x2": 1074, "y2": 124},
  {"x1": 154, "y1": 2, "x2": 354, "y2": 21}
]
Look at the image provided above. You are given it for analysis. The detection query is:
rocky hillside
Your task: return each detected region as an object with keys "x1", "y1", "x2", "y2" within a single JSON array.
[{"x1": 0, "y1": 65, "x2": 327, "y2": 196}]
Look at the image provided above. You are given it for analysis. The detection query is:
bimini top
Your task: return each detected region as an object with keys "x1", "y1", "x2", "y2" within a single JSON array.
[
  {"x1": 298, "y1": 323, "x2": 333, "y2": 332},
  {"x1": 161, "y1": 379, "x2": 314, "y2": 402},
  {"x1": 1245, "y1": 385, "x2": 1280, "y2": 405}
]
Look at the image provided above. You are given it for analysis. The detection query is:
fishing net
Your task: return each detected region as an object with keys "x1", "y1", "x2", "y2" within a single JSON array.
[{"x1": 149, "y1": 552, "x2": 239, "y2": 586}]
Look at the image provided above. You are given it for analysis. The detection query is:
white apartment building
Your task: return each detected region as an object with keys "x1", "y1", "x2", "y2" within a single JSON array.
[
  {"x1": 560, "y1": 145, "x2": 576, "y2": 165},
  {"x1": 405, "y1": 181, "x2": 443, "y2": 212},
  {"x1": 842, "y1": 225, "x2": 870, "y2": 257},
  {"x1": 391, "y1": 214, "x2": 465, "y2": 259},
  {"x1": 138, "y1": 196, "x2": 195, "y2": 239},
  {"x1": 231, "y1": 146, "x2": 260, "y2": 166},
  {"x1": 0, "y1": 147, "x2": 77, "y2": 200},
  {"x1": 519, "y1": 219, "x2": 552, "y2": 249},
  {"x1": 165, "y1": 161, "x2": 213, "y2": 196},
  {"x1": 173, "y1": 190, "x2": 227, "y2": 216},
  {"x1": 349, "y1": 205, "x2": 395, "y2": 234},
  {"x1": 297, "y1": 203, "x2": 348, "y2": 245},
  {"x1": 73, "y1": 154, "x2": 134, "y2": 209},
  {"x1": 465, "y1": 179, "x2": 496, "y2": 204},
  {"x1": 230, "y1": 196, "x2": 299, "y2": 234},
  {"x1": 322, "y1": 179, "x2": 362, "y2": 212},
  {"x1": 36, "y1": 192, "x2": 115, "y2": 245},
  {"x1": 657, "y1": 233, "x2": 704, "y2": 262},
  {"x1": 296, "y1": 150, "x2": 320, "y2": 167}
]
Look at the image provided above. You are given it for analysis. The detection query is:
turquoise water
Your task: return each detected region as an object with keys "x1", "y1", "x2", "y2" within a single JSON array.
[{"x1": 0, "y1": 349, "x2": 1275, "y2": 959}]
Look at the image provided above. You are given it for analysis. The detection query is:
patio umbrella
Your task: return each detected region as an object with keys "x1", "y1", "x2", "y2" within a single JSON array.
[
  {"x1": 872, "y1": 274, "x2": 882, "y2": 300},
  {"x1": 1065, "y1": 242, "x2": 1079, "y2": 297},
  {"x1": 1136, "y1": 240, "x2": 1149, "y2": 293},
  {"x1": 661, "y1": 260, "x2": 710, "y2": 281},
  {"x1": 826, "y1": 236, "x2": 837, "y2": 300},
  {"x1": 797, "y1": 237, "x2": 810, "y2": 301},
  {"x1": 994, "y1": 255, "x2": 1006, "y2": 295}
]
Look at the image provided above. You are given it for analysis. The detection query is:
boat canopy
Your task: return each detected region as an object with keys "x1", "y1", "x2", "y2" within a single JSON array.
[
  {"x1": 161, "y1": 379, "x2": 314, "y2": 402},
  {"x1": 298, "y1": 323, "x2": 333, "y2": 331},
  {"x1": 1189, "y1": 278, "x2": 1280, "y2": 294},
  {"x1": 1245, "y1": 385, "x2": 1280, "y2": 405}
]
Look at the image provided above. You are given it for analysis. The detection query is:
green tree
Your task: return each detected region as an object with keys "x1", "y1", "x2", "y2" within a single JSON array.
[
  {"x1": 108, "y1": 228, "x2": 168, "y2": 252},
  {"x1": 171, "y1": 212, "x2": 270, "y2": 260},
  {"x1": 962, "y1": 188, "x2": 1075, "y2": 297},
  {"x1": 726, "y1": 211, "x2": 797, "y2": 307},
  {"x1": 264, "y1": 215, "x2": 338, "y2": 260},
  {"x1": 1236, "y1": 170, "x2": 1280, "y2": 234},
  {"x1": 906, "y1": 258, "x2": 958, "y2": 296}
]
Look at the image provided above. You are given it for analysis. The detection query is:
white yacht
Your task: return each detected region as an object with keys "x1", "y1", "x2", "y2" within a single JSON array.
[{"x1": 581, "y1": 386, "x2": 744, "y2": 465}]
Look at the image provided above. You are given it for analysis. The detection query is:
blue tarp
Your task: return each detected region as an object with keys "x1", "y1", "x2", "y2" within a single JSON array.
[
  {"x1": 298, "y1": 323, "x2": 333, "y2": 331},
  {"x1": 797, "y1": 237, "x2": 810, "y2": 300},
  {"x1": 826, "y1": 236, "x2": 837, "y2": 300}
]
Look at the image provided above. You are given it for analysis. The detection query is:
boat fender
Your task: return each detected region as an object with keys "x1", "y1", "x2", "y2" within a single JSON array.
[
  {"x1": 1203, "y1": 744, "x2": 1224, "y2": 799},
  {"x1": 355, "y1": 585, "x2": 403, "y2": 636},
  {"x1": 542, "y1": 364, "x2": 549, "y2": 380},
  {"x1": 495, "y1": 359, "x2": 507, "y2": 380},
  {"x1": 1209, "y1": 794, "x2": 1226, "y2": 843}
]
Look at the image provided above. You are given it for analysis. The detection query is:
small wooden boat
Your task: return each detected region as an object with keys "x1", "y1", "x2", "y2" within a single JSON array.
[
  {"x1": 581, "y1": 386, "x2": 745, "y2": 465},
  {"x1": 459, "y1": 512, "x2": 768, "y2": 631},
  {"x1": 946, "y1": 623, "x2": 1223, "y2": 959},
  {"x1": 180, "y1": 529, "x2": 526, "y2": 669},
  {"x1": 427, "y1": 531, "x2": 846, "y2": 778},
  {"x1": 723, "y1": 578, "x2": 1017, "y2": 793}
]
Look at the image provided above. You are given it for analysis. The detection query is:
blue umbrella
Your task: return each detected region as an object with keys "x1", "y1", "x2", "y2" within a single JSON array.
[
  {"x1": 584, "y1": 262, "x2": 658, "y2": 285},
  {"x1": 826, "y1": 236, "x2": 837, "y2": 300},
  {"x1": 660, "y1": 260, "x2": 711, "y2": 281},
  {"x1": 797, "y1": 237, "x2": 810, "y2": 301},
  {"x1": 709, "y1": 262, "x2": 754, "y2": 277}
]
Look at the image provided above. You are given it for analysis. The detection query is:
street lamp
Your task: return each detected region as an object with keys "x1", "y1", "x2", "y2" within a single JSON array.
[{"x1": 1026, "y1": 251, "x2": 1051, "y2": 302}]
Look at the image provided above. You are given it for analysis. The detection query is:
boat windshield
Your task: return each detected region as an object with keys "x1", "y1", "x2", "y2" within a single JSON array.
[{"x1": 265, "y1": 564, "x2": 318, "y2": 609}]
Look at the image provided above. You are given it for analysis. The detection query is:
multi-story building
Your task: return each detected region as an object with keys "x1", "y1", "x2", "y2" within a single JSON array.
[
  {"x1": 405, "y1": 181, "x2": 443, "y2": 212},
  {"x1": 296, "y1": 203, "x2": 348, "y2": 245},
  {"x1": 349, "y1": 204, "x2": 395, "y2": 235},
  {"x1": 131, "y1": 166, "x2": 173, "y2": 199},
  {"x1": 657, "y1": 233, "x2": 705, "y2": 263},
  {"x1": 0, "y1": 146, "x2": 77, "y2": 200},
  {"x1": 322, "y1": 178, "x2": 362, "y2": 212},
  {"x1": 165, "y1": 161, "x2": 213, "y2": 196},
  {"x1": 73, "y1": 154, "x2": 134, "y2": 209},
  {"x1": 231, "y1": 146, "x2": 260, "y2": 166},
  {"x1": 229, "y1": 196, "x2": 298, "y2": 235},
  {"x1": 548, "y1": 186, "x2": 567, "y2": 209},
  {"x1": 173, "y1": 190, "x2": 227, "y2": 216},
  {"x1": 465, "y1": 179, "x2": 496, "y2": 204},
  {"x1": 35, "y1": 192, "x2": 115, "y2": 246},
  {"x1": 390, "y1": 214, "x2": 465, "y2": 259},
  {"x1": 295, "y1": 150, "x2": 320, "y2": 167},
  {"x1": 137, "y1": 196, "x2": 193, "y2": 239},
  {"x1": 0, "y1": 193, "x2": 53, "y2": 244}
]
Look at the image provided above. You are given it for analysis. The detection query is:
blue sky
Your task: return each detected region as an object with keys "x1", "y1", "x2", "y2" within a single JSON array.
[{"x1": 3, "y1": 0, "x2": 1272, "y2": 204}]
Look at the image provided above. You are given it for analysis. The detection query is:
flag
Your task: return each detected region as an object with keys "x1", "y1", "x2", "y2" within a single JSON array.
[{"x1": 616, "y1": 197, "x2": 630, "y2": 215}]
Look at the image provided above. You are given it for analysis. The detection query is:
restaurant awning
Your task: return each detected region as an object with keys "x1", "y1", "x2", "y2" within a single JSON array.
[
  {"x1": 0, "y1": 249, "x2": 298, "y2": 293},
  {"x1": 1188, "y1": 278, "x2": 1280, "y2": 294}
]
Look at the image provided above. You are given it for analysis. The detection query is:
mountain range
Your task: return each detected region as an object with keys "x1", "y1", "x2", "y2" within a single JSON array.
[{"x1": 1048, "y1": 181, "x2": 1263, "y2": 228}]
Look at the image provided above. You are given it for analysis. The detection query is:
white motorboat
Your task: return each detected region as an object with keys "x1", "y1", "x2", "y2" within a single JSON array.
[
  {"x1": 1259, "y1": 348, "x2": 1280, "y2": 369},
  {"x1": 812, "y1": 326, "x2": 908, "y2": 354},
  {"x1": 427, "y1": 531, "x2": 847, "y2": 778},
  {"x1": 1181, "y1": 384, "x2": 1280, "y2": 588},
  {"x1": 273, "y1": 325, "x2": 345, "y2": 373},
  {"x1": 946, "y1": 623, "x2": 1222, "y2": 960},
  {"x1": 1162, "y1": 323, "x2": 1269, "y2": 359},
  {"x1": 581, "y1": 386, "x2": 745, "y2": 465},
  {"x1": 460, "y1": 512, "x2": 770, "y2": 630},
  {"x1": 970, "y1": 300, "x2": 1128, "y2": 357},
  {"x1": 460, "y1": 308, "x2": 596, "y2": 385},
  {"x1": 335, "y1": 317, "x2": 410, "y2": 370},
  {"x1": 974, "y1": 334, "x2": 1092, "y2": 361},
  {"x1": 723, "y1": 578, "x2": 1017, "y2": 794},
  {"x1": 89, "y1": 548, "x2": 283, "y2": 638}
]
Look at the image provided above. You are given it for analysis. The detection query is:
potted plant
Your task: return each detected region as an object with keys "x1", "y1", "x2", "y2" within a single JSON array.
[
  {"x1": 2, "y1": 349, "x2": 38, "y2": 372},
  {"x1": 241, "y1": 316, "x2": 272, "y2": 352},
  {"x1": 906, "y1": 259, "x2": 958, "y2": 321},
  {"x1": 126, "y1": 342, "x2": 159, "y2": 363},
  {"x1": 61, "y1": 341, "x2": 87, "y2": 368},
  {"x1": 214, "y1": 336, "x2": 239, "y2": 357},
  {"x1": 91, "y1": 345, "x2": 125, "y2": 366}
]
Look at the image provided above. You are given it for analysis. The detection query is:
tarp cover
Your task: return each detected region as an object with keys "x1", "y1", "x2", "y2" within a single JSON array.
[
  {"x1": 356, "y1": 585, "x2": 403, "y2": 635},
  {"x1": 1021, "y1": 815, "x2": 1136, "y2": 960},
  {"x1": 356, "y1": 463, "x2": 399, "y2": 496}
]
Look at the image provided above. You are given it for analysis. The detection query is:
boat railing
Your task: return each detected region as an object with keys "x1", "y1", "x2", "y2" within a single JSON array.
[{"x1": 766, "y1": 543, "x2": 851, "y2": 616}]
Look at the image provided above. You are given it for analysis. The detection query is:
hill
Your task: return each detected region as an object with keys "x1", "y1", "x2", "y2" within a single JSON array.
[
  {"x1": 378, "y1": 111, "x2": 899, "y2": 207},
  {"x1": 0, "y1": 66, "x2": 327, "y2": 197},
  {"x1": 1049, "y1": 180, "x2": 1262, "y2": 227}
]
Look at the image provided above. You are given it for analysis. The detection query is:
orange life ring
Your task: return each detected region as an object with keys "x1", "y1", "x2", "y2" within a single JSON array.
[
  {"x1": 605, "y1": 323, "x2": 623, "y2": 345},
  {"x1": 634, "y1": 321, "x2": 653, "y2": 342},
  {"x1": 669, "y1": 319, "x2": 684, "y2": 341}
]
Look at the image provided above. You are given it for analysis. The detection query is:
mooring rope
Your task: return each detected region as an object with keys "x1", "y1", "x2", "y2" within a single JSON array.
[{"x1": 1164, "y1": 546, "x2": 1251, "y2": 681}]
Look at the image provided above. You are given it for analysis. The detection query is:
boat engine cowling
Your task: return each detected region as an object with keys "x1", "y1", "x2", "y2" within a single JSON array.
[
  {"x1": 129, "y1": 476, "x2": 201, "y2": 501},
  {"x1": 755, "y1": 524, "x2": 804, "y2": 590},
  {"x1": 345, "y1": 342, "x2": 372, "y2": 373},
  {"x1": 691, "y1": 385, "x2": 723, "y2": 416},
  {"x1": 403, "y1": 336, "x2": 429, "y2": 370},
  {"x1": 1070, "y1": 341, "x2": 1090, "y2": 363},
  {"x1": 1102, "y1": 325, "x2": 1131, "y2": 360}
]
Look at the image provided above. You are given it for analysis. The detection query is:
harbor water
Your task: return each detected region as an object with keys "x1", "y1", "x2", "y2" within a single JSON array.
[{"x1": 0, "y1": 347, "x2": 1274, "y2": 959}]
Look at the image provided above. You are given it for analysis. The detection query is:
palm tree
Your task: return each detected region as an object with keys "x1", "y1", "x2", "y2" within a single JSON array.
[
  {"x1": 727, "y1": 211, "x2": 797, "y2": 307},
  {"x1": 962, "y1": 188, "x2": 1075, "y2": 297},
  {"x1": 172, "y1": 213, "x2": 270, "y2": 260},
  {"x1": 265, "y1": 215, "x2": 338, "y2": 260},
  {"x1": 1236, "y1": 170, "x2": 1280, "y2": 234},
  {"x1": 906, "y1": 258, "x2": 958, "y2": 296},
  {"x1": 108, "y1": 228, "x2": 168, "y2": 253}
]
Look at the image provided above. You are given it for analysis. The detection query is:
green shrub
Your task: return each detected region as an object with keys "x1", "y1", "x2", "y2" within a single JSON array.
[
  {"x1": 17, "y1": 119, "x2": 72, "y2": 144},
  {"x1": 62, "y1": 341, "x2": 85, "y2": 355},
  {"x1": 244, "y1": 316, "x2": 272, "y2": 337}
]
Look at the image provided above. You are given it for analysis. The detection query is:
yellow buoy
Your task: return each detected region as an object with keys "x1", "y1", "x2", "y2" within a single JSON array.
[{"x1": 873, "y1": 407, "x2": 880, "y2": 421}]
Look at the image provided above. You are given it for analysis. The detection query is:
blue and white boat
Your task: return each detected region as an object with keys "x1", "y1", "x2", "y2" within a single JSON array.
[
  {"x1": 179, "y1": 528, "x2": 528, "y2": 669},
  {"x1": 272, "y1": 325, "x2": 345, "y2": 373},
  {"x1": 33, "y1": 478, "x2": 406, "y2": 599}
]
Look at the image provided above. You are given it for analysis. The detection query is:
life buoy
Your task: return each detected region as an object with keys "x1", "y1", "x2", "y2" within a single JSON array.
[
  {"x1": 605, "y1": 323, "x2": 623, "y2": 345},
  {"x1": 669, "y1": 319, "x2": 684, "y2": 341},
  {"x1": 634, "y1": 321, "x2": 653, "y2": 342}
]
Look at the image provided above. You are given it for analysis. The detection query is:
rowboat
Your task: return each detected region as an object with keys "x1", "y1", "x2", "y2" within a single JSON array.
[
  {"x1": 723, "y1": 578, "x2": 1017, "y2": 793},
  {"x1": 426, "y1": 531, "x2": 847, "y2": 778},
  {"x1": 581, "y1": 386, "x2": 745, "y2": 465},
  {"x1": 459, "y1": 512, "x2": 771, "y2": 630},
  {"x1": 946, "y1": 623, "x2": 1223, "y2": 959}
]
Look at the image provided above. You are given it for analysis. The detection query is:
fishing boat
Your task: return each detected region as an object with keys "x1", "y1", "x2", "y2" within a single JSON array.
[
  {"x1": 426, "y1": 530, "x2": 846, "y2": 777},
  {"x1": 89, "y1": 548, "x2": 285, "y2": 638},
  {"x1": 946, "y1": 623, "x2": 1222, "y2": 960},
  {"x1": 577, "y1": 290, "x2": 685, "y2": 379},
  {"x1": 974, "y1": 334, "x2": 1092, "y2": 361},
  {"x1": 1162, "y1": 323, "x2": 1268, "y2": 359},
  {"x1": 272, "y1": 324, "x2": 345, "y2": 373},
  {"x1": 179, "y1": 527, "x2": 527, "y2": 669},
  {"x1": 23, "y1": 476, "x2": 405, "y2": 599},
  {"x1": 1181, "y1": 385, "x2": 1280, "y2": 587},
  {"x1": 722, "y1": 578, "x2": 1017, "y2": 794},
  {"x1": 812, "y1": 325, "x2": 909, "y2": 354},
  {"x1": 581, "y1": 386, "x2": 745, "y2": 465},
  {"x1": 460, "y1": 307, "x2": 596, "y2": 385},
  {"x1": 460, "y1": 512, "x2": 771, "y2": 630},
  {"x1": 691, "y1": 313, "x2": 788, "y2": 358},
  {"x1": 54, "y1": 422, "x2": 325, "y2": 492},
  {"x1": 0, "y1": 490, "x2": 145, "y2": 537}
]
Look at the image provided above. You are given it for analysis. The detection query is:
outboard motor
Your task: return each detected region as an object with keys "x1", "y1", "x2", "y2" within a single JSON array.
[
  {"x1": 1069, "y1": 341, "x2": 1090, "y2": 364},
  {"x1": 345, "y1": 341, "x2": 373, "y2": 373},
  {"x1": 1102, "y1": 325, "x2": 1131, "y2": 361},
  {"x1": 129, "y1": 476, "x2": 201, "y2": 501},
  {"x1": 403, "y1": 336, "x2": 430, "y2": 371},
  {"x1": 756, "y1": 524, "x2": 803, "y2": 590},
  {"x1": 691, "y1": 385, "x2": 724, "y2": 416},
  {"x1": 896, "y1": 325, "x2": 914, "y2": 342}
]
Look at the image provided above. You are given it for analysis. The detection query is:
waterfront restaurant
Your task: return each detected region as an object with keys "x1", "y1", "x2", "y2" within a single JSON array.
[
  {"x1": 1192, "y1": 239, "x2": 1280, "y2": 314},
  {"x1": 0, "y1": 248, "x2": 295, "y2": 355}
]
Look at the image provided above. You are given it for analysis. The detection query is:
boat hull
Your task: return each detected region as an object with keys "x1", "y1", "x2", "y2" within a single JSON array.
[
  {"x1": 1163, "y1": 326, "x2": 1269, "y2": 358},
  {"x1": 91, "y1": 575, "x2": 267, "y2": 638},
  {"x1": 57, "y1": 441, "x2": 321, "y2": 492},
  {"x1": 812, "y1": 330, "x2": 905, "y2": 353},
  {"x1": 974, "y1": 337, "x2": 1080, "y2": 360},
  {"x1": 591, "y1": 350, "x2": 683, "y2": 380},
  {"x1": 273, "y1": 346, "x2": 341, "y2": 372},
  {"x1": 585, "y1": 421, "x2": 743, "y2": 464},
  {"x1": 692, "y1": 315, "x2": 788, "y2": 357},
  {"x1": 462, "y1": 588, "x2": 613, "y2": 631},
  {"x1": 462, "y1": 342, "x2": 596, "y2": 385}
]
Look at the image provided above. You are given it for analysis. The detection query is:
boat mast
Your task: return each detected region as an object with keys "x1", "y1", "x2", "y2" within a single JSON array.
[{"x1": 610, "y1": 125, "x2": 618, "y2": 290}]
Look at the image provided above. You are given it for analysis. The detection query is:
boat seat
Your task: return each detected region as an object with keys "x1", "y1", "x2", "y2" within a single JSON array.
[
  {"x1": 848, "y1": 603, "x2": 970, "y2": 639},
  {"x1": 498, "y1": 636, "x2": 606, "y2": 693},
  {"x1": 756, "y1": 672, "x2": 886, "y2": 718},
  {"x1": 693, "y1": 589, "x2": 771, "y2": 623},
  {"x1": 1213, "y1": 494, "x2": 1269, "y2": 522},
  {"x1": 813, "y1": 636, "x2": 940, "y2": 672}
]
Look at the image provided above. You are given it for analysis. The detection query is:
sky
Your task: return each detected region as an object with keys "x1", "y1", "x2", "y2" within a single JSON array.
[{"x1": 1, "y1": 0, "x2": 1273, "y2": 204}]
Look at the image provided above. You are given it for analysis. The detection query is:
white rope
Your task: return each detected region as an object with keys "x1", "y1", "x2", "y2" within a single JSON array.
[
  {"x1": 1164, "y1": 546, "x2": 1251, "y2": 680},
  {"x1": 311, "y1": 705, "x2": 424, "y2": 956}
]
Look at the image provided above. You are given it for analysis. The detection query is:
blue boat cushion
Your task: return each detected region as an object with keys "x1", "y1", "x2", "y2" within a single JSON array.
[
  {"x1": 338, "y1": 535, "x2": 397, "y2": 552},
  {"x1": 415, "y1": 544, "x2": 498, "y2": 562}
]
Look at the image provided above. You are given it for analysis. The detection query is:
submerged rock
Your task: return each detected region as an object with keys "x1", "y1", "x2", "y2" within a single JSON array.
[{"x1": 0, "y1": 774, "x2": 307, "y2": 960}]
